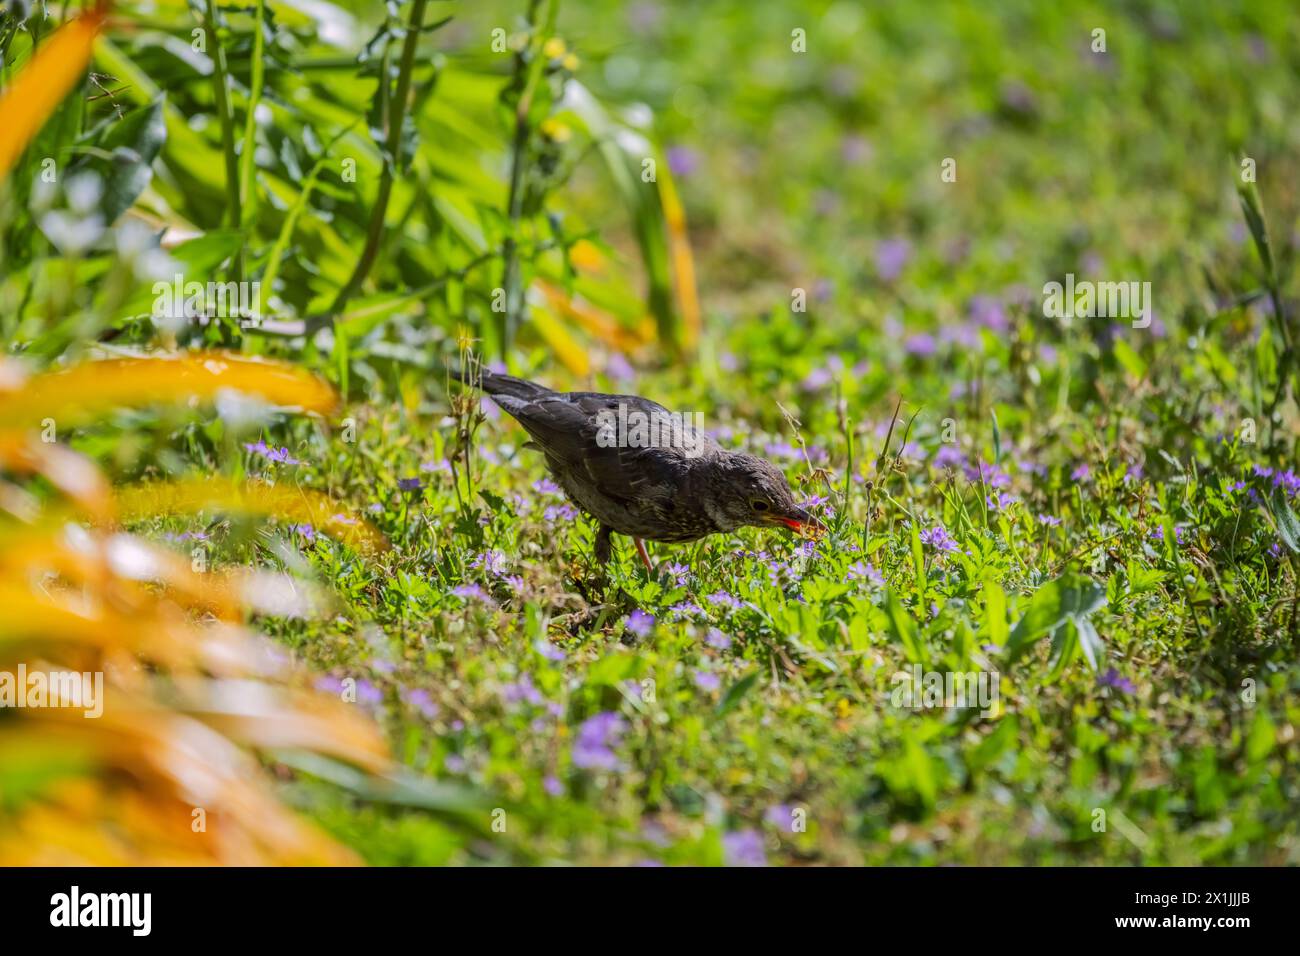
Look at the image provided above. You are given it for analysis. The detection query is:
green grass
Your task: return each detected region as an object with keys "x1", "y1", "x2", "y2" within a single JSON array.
[{"x1": 6, "y1": 0, "x2": 1300, "y2": 864}]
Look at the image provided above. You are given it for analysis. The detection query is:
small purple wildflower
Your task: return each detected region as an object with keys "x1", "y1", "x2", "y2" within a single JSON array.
[
  {"x1": 572, "y1": 712, "x2": 627, "y2": 771},
  {"x1": 1097, "y1": 668, "x2": 1136, "y2": 694},
  {"x1": 451, "y1": 583, "x2": 490, "y2": 602},
  {"x1": 723, "y1": 829, "x2": 767, "y2": 867},
  {"x1": 705, "y1": 628, "x2": 732, "y2": 650},
  {"x1": 501, "y1": 672, "x2": 544, "y2": 707},
  {"x1": 398, "y1": 476, "x2": 424, "y2": 492},
  {"x1": 875, "y1": 237, "x2": 912, "y2": 282},
  {"x1": 919, "y1": 524, "x2": 959, "y2": 554},
  {"x1": 847, "y1": 560, "x2": 884, "y2": 585},
  {"x1": 933, "y1": 444, "x2": 965, "y2": 471},
  {"x1": 535, "y1": 639, "x2": 565, "y2": 662},
  {"x1": 706, "y1": 590, "x2": 741, "y2": 611},
  {"x1": 904, "y1": 333, "x2": 937, "y2": 357},
  {"x1": 405, "y1": 688, "x2": 439, "y2": 719},
  {"x1": 244, "y1": 440, "x2": 302, "y2": 465},
  {"x1": 692, "y1": 670, "x2": 721, "y2": 692},
  {"x1": 625, "y1": 610, "x2": 655, "y2": 638},
  {"x1": 666, "y1": 145, "x2": 699, "y2": 177},
  {"x1": 533, "y1": 477, "x2": 563, "y2": 496}
]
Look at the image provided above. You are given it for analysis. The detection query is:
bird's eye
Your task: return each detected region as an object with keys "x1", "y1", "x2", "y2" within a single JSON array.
[{"x1": 751, "y1": 499, "x2": 770, "y2": 512}]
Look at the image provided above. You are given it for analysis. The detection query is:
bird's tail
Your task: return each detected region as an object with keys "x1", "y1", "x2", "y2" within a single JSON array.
[{"x1": 446, "y1": 362, "x2": 552, "y2": 401}]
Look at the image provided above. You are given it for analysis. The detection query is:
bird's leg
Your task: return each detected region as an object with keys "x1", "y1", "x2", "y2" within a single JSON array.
[
  {"x1": 633, "y1": 537, "x2": 655, "y2": 575},
  {"x1": 594, "y1": 523, "x2": 613, "y2": 566}
]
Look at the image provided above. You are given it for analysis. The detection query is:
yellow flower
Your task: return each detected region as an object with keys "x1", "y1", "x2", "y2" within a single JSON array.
[
  {"x1": 543, "y1": 37, "x2": 567, "y2": 59},
  {"x1": 836, "y1": 698, "x2": 852, "y2": 718},
  {"x1": 562, "y1": 53, "x2": 580, "y2": 72}
]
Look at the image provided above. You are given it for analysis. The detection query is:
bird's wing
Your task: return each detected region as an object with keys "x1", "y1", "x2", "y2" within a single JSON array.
[{"x1": 494, "y1": 391, "x2": 712, "y2": 504}]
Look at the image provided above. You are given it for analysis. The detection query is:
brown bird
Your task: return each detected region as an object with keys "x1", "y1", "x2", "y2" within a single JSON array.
[{"x1": 451, "y1": 366, "x2": 815, "y2": 572}]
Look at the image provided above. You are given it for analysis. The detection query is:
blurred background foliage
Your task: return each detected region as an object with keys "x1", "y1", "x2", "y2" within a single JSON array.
[{"x1": 2, "y1": 0, "x2": 1300, "y2": 865}]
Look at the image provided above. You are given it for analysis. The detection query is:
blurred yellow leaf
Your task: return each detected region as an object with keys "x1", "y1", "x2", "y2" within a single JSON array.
[
  {"x1": 0, "y1": 352, "x2": 338, "y2": 428},
  {"x1": 114, "y1": 476, "x2": 389, "y2": 553},
  {"x1": 528, "y1": 301, "x2": 591, "y2": 377},
  {"x1": 657, "y1": 169, "x2": 701, "y2": 351},
  {"x1": 0, "y1": 5, "x2": 107, "y2": 182}
]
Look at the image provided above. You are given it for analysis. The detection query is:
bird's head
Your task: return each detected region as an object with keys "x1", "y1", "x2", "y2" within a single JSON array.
[{"x1": 708, "y1": 452, "x2": 820, "y2": 535}]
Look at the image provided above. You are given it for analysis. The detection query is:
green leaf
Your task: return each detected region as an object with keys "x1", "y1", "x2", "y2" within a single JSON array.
[
  {"x1": 1112, "y1": 339, "x2": 1147, "y2": 380},
  {"x1": 983, "y1": 579, "x2": 1008, "y2": 647},
  {"x1": 715, "y1": 670, "x2": 760, "y2": 719},
  {"x1": 77, "y1": 96, "x2": 167, "y2": 223},
  {"x1": 1236, "y1": 177, "x2": 1275, "y2": 280},
  {"x1": 885, "y1": 590, "x2": 925, "y2": 664},
  {"x1": 1270, "y1": 488, "x2": 1300, "y2": 554},
  {"x1": 1007, "y1": 575, "x2": 1106, "y2": 664},
  {"x1": 991, "y1": 408, "x2": 1002, "y2": 465}
]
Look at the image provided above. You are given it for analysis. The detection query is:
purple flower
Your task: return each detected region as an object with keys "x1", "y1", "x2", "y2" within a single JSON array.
[
  {"x1": 847, "y1": 561, "x2": 884, "y2": 585},
  {"x1": 692, "y1": 670, "x2": 721, "y2": 692},
  {"x1": 572, "y1": 712, "x2": 627, "y2": 771},
  {"x1": 904, "y1": 333, "x2": 937, "y2": 357},
  {"x1": 451, "y1": 583, "x2": 490, "y2": 602},
  {"x1": 543, "y1": 775, "x2": 563, "y2": 797},
  {"x1": 543, "y1": 502, "x2": 579, "y2": 522},
  {"x1": 1037, "y1": 514, "x2": 1062, "y2": 527},
  {"x1": 1098, "y1": 668, "x2": 1136, "y2": 694},
  {"x1": 625, "y1": 610, "x2": 655, "y2": 638},
  {"x1": 405, "y1": 688, "x2": 439, "y2": 719},
  {"x1": 933, "y1": 444, "x2": 965, "y2": 471},
  {"x1": 1071, "y1": 463, "x2": 1091, "y2": 482},
  {"x1": 354, "y1": 679, "x2": 382, "y2": 706},
  {"x1": 315, "y1": 675, "x2": 345, "y2": 695},
  {"x1": 763, "y1": 441, "x2": 800, "y2": 461},
  {"x1": 243, "y1": 440, "x2": 302, "y2": 465},
  {"x1": 705, "y1": 628, "x2": 732, "y2": 650},
  {"x1": 919, "y1": 524, "x2": 959, "y2": 554},
  {"x1": 801, "y1": 367, "x2": 835, "y2": 391},
  {"x1": 535, "y1": 639, "x2": 565, "y2": 662},
  {"x1": 1150, "y1": 525, "x2": 1186, "y2": 545},
  {"x1": 875, "y1": 237, "x2": 912, "y2": 282},
  {"x1": 664, "y1": 562, "x2": 692, "y2": 585},
  {"x1": 666, "y1": 145, "x2": 699, "y2": 177},
  {"x1": 471, "y1": 549, "x2": 510, "y2": 576},
  {"x1": 669, "y1": 601, "x2": 703, "y2": 619},
  {"x1": 723, "y1": 829, "x2": 767, "y2": 867},
  {"x1": 764, "y1": 804, "x2": 794, "y2": 829},
  {"x1": 398, "y1": 476, "x2": 424, "y2": 492},
  {"x1": 706, "y1": 590, "x2": 741, "y2": 611},
  {"x1": 501, "y1": 673, "x2": 544, "y2": 707},
  {"x1": 965, "y1": 460, "x2": 1011, "y2": 488},
  {"x1": 968, "y1": 294, "x2": 1008, "y2": 332},
  {"x1": 533, "y1": 477, "x2": 563, "y2": 496}
]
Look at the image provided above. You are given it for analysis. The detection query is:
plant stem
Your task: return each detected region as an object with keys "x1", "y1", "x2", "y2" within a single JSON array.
[
  {"x1": 329, "y1": 0, "x2": 429, "y2": 318},
  {"x1": 203, "y1": 0, "x2": 242, "y2": 275},
  {"x1": 238, "y1": 0, "x2": 265, "y2": 222},
  {"x1": 500, "y1": 0, "x2": 557, "y2": 352}
]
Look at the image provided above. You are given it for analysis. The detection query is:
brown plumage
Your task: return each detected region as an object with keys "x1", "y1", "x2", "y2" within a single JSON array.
[{"x1": 451, "y1": 366, "x2": 813, "y2": 570}]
